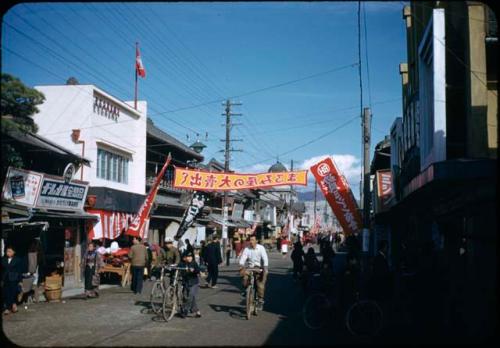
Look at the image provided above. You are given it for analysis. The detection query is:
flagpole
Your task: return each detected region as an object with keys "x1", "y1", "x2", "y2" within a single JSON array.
[{"x1": 134, "y1": 42, "x2": 138, "y2": 110}]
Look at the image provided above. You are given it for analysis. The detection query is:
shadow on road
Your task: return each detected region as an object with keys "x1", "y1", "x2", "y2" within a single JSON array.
[{"x1": 208, "y1": 304, "x2": 247, "y2": 320}]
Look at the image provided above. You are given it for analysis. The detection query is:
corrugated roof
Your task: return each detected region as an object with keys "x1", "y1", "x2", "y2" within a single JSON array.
[
  {"x1": 147, "y1": 118, "x2": 203, "y2": 161},
  {"x1": 2, "y1": 125, "x2": 91, "y2": 166}
]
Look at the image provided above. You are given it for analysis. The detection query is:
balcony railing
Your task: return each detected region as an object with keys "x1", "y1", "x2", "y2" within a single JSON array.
[{"x1": 146, "y1": 176, "x2": 189, "y2": 194}]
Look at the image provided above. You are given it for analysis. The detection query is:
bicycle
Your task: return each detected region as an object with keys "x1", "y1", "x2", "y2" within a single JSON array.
[
  {"x1": 162, "y1": 265, "x2": 190, "y2": 322},
  {"x1": 345, "y1": 291, "x2": 383, "y2": 337},
  {"x1": 244, "y1": 267, "x2": 263, "y2": 320},
  {"x1": 149, "y1": 264, "x2": 170, "y2": 314},
  {"x1": 302, "y1": 273, "x2": 338, "y2": 330}
]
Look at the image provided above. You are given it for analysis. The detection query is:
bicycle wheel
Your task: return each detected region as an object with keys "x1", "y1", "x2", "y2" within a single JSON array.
[
  {"x1": 150, "y1": 281, "x2": 164, "y2": 314},
  {"x1": 162, "y1": 285, "x2": 177, "y2": 322},
  {"x1": 303, "y1": 293, "x2": 331, "y2": 330},
  {"x1": 246, "y1": 285, "x2": 253, "y2": 320},
  {"x1": 346, "y1": 300, "x2": 383, "y2": 337}
]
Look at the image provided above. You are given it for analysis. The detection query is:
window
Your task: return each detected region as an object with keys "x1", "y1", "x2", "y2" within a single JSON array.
[{"x1": 96, "y1": 148, "x2": 129, "y2": 184}]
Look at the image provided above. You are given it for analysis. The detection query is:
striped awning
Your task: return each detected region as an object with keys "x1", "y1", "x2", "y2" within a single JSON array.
[{"x1": 86, "y1": 209, "x2": 148, "y2": 240}]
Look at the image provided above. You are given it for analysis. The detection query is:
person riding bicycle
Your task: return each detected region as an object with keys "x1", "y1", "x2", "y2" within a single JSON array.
[
  {"x1": 177, "y1": 250, "x2": 202, "y2": 318},
  {"x1": 162, "y1": 238, "x2": 181, "y2": 284},
  {"x1": 239, "y1": 234, "x2": 269, "y2": 311}
]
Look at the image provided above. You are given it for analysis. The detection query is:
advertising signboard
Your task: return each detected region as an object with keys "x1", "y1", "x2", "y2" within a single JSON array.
[
  {"x1": 1, "y1": 167, "x2": 43, "y2": 207},
  {"x1": 35, "y1": 176, "x2": 89, "y2": 211}
]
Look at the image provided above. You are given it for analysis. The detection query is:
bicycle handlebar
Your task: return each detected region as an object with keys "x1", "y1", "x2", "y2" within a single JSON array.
[{"x1": 245, "y1": 267, "x2": 263, "y2": 273}]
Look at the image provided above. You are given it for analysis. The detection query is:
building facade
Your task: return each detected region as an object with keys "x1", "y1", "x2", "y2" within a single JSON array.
[{"x1": 387, "y1": 2, "x2": 498, "y2": 340}]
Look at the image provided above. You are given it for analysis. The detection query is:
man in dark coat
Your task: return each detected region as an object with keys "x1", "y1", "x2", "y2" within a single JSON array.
[
  {"x1": 2, "y1": 246, "x2": 23, "y2": 314},
  {"x1": 203, "y1": 236, "x2": 223, "y2": 288},
  {"x1": 290, "y1": 241, "x2": 305, "y2": 280}
]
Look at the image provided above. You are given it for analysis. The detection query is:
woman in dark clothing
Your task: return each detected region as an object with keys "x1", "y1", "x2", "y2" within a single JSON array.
[
  {"x1": 2, "y1": 246, "x2": 23, "y2": 315},
  {"x1": 178, "y1": 251, "x2": 202, "y2": 318},
  {"x1": 304, "y1": 247, "x2": 320, "y2": 274},
  {"x1": 322, "y1": 245, "x2": 336, "y2": 271},
  {"x1": 290, "y1": 242, "x2": 305, "y2": 280},
  {"x1": 81, "y1": 243, "x2": 104, "y2": 298}
]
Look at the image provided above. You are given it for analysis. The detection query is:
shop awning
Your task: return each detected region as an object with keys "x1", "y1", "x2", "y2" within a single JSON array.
[
  {"x1": 31, "y1": 210, "x2": 99, "y2": 220},
  {"x1": 208, "y1": 214, "x2": 252, "y2": 228},
  {"x1": 151, "y1": 215, "x2": 183, "y2": 222}
]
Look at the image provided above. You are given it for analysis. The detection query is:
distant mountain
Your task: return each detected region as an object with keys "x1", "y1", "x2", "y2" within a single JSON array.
[{"x1": 297, "y1": 191, "x2": 325, "y2": 201}]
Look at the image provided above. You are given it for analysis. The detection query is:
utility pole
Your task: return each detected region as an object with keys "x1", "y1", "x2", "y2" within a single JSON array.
[
  {"x1": 362, "y1": 107, "x2": 371, "y2": 227},
  {"x1": 313, "y1": 180, "x2": 318, "y2": 226},
  {"x1": 362, "y1": 107, "x2": 372, "y2": 259},
  {"x1": 221, "y1": 99, "x2": 242, "y2": 263}
]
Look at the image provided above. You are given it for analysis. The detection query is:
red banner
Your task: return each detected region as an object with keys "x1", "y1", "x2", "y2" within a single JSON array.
[
  {"x1": 126, "y1": 153, "x2": 172, "y2": 238},
  {"x1": 310, "y1": 157, "x2": 362, "y2": 236},
  {"x1": 376, "y1": 170, "x2": 392, "y2": 213}
]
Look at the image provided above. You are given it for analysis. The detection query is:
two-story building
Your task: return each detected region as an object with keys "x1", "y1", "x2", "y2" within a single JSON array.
[
  {"x1": 32, "y1": 82, "x2": 148, "y2": 246},
  {"x1": 388, "y1": 2, "x2": 497, "y2": 340}
]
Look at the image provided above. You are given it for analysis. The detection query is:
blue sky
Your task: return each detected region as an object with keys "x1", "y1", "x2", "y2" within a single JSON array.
[{"x1": 2, "y1": 2, "x2": 407, "y2": 198}]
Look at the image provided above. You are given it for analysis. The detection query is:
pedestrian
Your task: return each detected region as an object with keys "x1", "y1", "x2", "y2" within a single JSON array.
[
  {"x1": 81, "y1": 242, "x2": 104, "y2": 298},
  {"x1": 184, "y1": 238, "x2": 194, "y2": 255},
  {"x1": 225, "y1": 240, "x2": 232, "y2": 266},
  {"x1": 178, "y1": 251, "x2": 202, "y2": 318},
  {"x1": 2, "y1": 246, "x2": 23, "y2": 315},
  {"x1": 280, "y1": 236, "x2": 289, "y2": 256},
  {"x1": 128, "y1": 236, "x2": 148, "y2": 295},
  {"x1": 276, "y1": 233, "x2": 282, "y2": 252},
  {"x1": 304, "y1": 247, "x2": 320, "y2": 274},
  {"x1": 321, "y1": 244, "x2": 336, "y2": 272},
  {"x1": 342, "y1": 252, "x2": 361, "y2": 312},
  {"x1": 290, "y1": 241, "x2": 305, "y2": 280},
  {"x1": 19, "y1": 240, "x2": 41, "y2": 304},
  {"x1": 203, "y1": 236, "x2": 223, "y2": 288},
  {"x1": 233, "y1": 232, "x2": 243, "y2": 258},
  {"x1": 144, "y1": 242, "x2": 153, "y2": 279},
  {"x1": 199, "y1": 240, "x2": 207, "y2": 264}
]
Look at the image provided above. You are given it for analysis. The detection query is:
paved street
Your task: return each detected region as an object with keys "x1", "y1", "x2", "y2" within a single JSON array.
[{"x1": 3, "y1": 249, "x2": 363, "y2": 346}]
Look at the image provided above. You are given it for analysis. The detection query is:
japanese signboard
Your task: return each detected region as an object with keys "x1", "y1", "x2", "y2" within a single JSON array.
[
  {"x1": 375, "y1": 170, "x2": 393, "y2": 213},
  {"x1": 36, "y1": 177, "x2": 89, "y2": 211},
  {"x1": 173, "y1": 167, "x2": 308, "y2": 191},
  {"x1": 310, "y1": 157, "x2": 362, "y2": 236},
  {"x1": 2, "y1": 167, "x2": 43, "y2": 207}
]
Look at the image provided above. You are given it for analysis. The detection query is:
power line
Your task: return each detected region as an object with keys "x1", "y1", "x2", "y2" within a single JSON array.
[
  {"x1": 240, "y1": 115, "x2": 359, "y2": 168},
  {"x1": 149, "y1": 62, "x2": 359, "y2": 116}
]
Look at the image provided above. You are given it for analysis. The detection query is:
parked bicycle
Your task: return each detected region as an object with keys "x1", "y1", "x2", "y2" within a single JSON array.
[
  {"x1": 302, "y1": 273, "x2": 338, "y2": 330},
  {"x1": 149, "y1": 263, "x2": 171, "y2": 315},
  {"x1": 162, "y1": 265, "x2": 190, "y2": 322},
  {"x1": 244, "y1": 267, "x2": 263, "y2": 320},
  {"x1": 345, "y1": 291, "x2": 383, "y2": 337}
]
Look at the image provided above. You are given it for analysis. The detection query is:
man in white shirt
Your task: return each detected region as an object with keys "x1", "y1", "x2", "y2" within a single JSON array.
[{"x1": 239, "y1": 235, "x2": 269, "y2": 309}]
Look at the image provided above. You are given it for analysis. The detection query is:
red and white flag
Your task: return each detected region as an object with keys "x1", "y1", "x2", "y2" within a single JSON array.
[
  {"x1": 136, "y1": 44, "x2": 146, "y2": 78},
  {"x1": 126, "y1": 153, "x2": 171, "y2": 238}
]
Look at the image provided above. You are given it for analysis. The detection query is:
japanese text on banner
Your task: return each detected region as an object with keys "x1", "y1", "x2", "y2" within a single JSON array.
[{"x1": 173, "y1": 168, "x2": 308, "y2": 191}]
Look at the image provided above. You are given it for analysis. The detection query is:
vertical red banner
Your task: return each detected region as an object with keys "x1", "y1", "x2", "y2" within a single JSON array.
[
  {"x1": 310, "y1": 157, "x2": 362, "y2": 236},
  {"x1": 126, "y1": 153, "x2": 171, "y2": 238}
]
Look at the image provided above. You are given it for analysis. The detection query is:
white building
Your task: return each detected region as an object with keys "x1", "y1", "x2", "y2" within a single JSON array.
[
  {"x1": 33, "y1": 84, "x2": 147, "y2": 195},
  {"x1": 32, "y1": 83, "x2": 148, "y2": 242}
]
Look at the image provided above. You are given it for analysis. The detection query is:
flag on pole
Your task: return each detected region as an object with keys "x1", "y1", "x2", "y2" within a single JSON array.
[
  {"x1": 136, "y1": 44, "x2": 146, "y2": 78},
  {"x1": 126, "y1": 153, "x2": 171, "y2": 238}
]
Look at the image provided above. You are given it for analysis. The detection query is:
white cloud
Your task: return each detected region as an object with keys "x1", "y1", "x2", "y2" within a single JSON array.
[{"x1": 300, "y1": 153, "x2": 362, "y2": 189}]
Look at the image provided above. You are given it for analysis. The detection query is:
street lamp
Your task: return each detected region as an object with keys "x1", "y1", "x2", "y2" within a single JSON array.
[{"x1": 190, "y1": 139, "x2": 206, "y2": 154}]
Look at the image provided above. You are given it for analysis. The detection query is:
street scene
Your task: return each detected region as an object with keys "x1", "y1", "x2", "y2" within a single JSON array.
[{"x1": 1, "y1": 1, "x2": 498, "y2": 346}]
